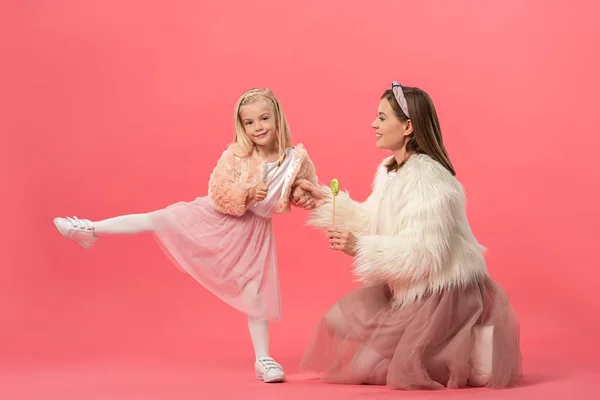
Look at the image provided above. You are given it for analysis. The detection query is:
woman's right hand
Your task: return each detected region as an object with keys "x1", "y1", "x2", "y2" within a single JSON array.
[
  {"x1": 327, "y1": 229, "x2": 358, "y2": 256},
  {"x1": 250, "y1": 183, "x2": 269, "y2": 203}
]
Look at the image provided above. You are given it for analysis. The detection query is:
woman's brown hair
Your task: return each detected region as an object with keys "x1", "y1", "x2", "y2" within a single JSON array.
[{"x1": 382, "y1": 86, "x2": 455, "y2": 176}]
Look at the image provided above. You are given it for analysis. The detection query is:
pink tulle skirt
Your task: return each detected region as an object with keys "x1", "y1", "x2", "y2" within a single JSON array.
[
  {"x1": 149, "y1": 196, "x2": 281, "y2": 321},
  {"x1": 301, "y1": 277, "x2": 522, "y2": 390}
]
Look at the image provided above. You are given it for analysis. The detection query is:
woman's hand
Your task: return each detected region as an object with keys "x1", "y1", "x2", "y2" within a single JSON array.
[
  {"x1": 298, "y1": 181, "x2": 326, "y2": 207},
  {"x1": 291, "y1": 186, "x2": 316, "y2": 209},
  {"x1": 327, "y1": 228, "x2": 358, "y2": 256}
]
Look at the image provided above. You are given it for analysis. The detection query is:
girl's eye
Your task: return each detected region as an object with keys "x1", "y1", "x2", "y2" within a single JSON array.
[
  {"x1": 378, "y1": 117, "x2": 385, "y2": 121},
  {"x1": 261, "y1": 116, "x2": 269, "y2": 121},
  {"x1": 245, "y1": 121, "x2": 253, "y2": 126}
]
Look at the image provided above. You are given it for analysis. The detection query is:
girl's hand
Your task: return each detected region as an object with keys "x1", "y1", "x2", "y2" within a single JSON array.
[
  {"x1": 292, "y1": 186, "x2": 316, "y2": 209},
  {"x1": 327, "y1": 229, "x2": 357, "y2": 256},
  {"x1": 250, "y1": 183, "x2": 269, "y2": 203}
]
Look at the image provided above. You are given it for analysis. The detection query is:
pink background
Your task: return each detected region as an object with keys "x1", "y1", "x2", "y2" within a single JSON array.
[{"x1": 1, "y1": 0, "x2": 599, "y2": 398}]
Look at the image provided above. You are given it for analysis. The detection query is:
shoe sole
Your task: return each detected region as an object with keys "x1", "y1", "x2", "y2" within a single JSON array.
[{"x1": 256, "y1": 373, "x2": 285, "y2": 383}]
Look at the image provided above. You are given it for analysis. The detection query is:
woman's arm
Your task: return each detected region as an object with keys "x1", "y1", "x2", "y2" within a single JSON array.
[
  {"x1": 306, "y1": 188, "x2": 375, "y2": 235},
  {"x1": 302, "y1": 159, "x2": 388, "y2": 234},
  {"x1": 353, "y1": 182, "x2": 461, "y2": 284},
  {"x1": 208, "y1": 148, "x2": 252, "y2": 217}
]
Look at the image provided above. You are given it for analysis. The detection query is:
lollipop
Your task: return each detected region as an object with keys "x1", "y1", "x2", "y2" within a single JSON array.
[
  {"x1": 330, "y1": 178, "x2": 340, "y2": 226},
  {"x1": 254, "y1": 152, "x2": 287, "y2": 207}
]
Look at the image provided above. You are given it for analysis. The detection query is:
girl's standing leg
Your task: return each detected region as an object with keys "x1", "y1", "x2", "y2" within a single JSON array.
[
  {"x1": 248, "y1": 316, "x2": 270, "y2": 359},
  {"x1": 248, "y1": 316, "x2": 285, "y2": 383}
]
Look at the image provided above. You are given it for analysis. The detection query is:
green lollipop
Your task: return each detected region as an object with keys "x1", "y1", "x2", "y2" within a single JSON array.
[
  {"x1": 330, "y1": 178, "x2": 340, "y2": 226},
  {"x1": 330, "y1": 178, "x2": 340, "y2": 196}
]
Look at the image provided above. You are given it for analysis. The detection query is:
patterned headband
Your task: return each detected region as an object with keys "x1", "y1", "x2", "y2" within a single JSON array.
[
  {"x1": 391, "y1": 81, "x2": 410, "y2": 118},
  {"x1": 240, "y1": 88, "x2": 277, "y2": 108}
]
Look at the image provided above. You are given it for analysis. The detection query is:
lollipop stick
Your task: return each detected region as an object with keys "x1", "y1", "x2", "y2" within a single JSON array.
[
  {"x1": 265, "y1": 169, "x2": 278, "y2": 187},
  {"x1": 330, "y1": 178, "x2": 340, "y2": 227},
  {"x1": 332, "y1": 196, "x2": 336, "y2": 226}
]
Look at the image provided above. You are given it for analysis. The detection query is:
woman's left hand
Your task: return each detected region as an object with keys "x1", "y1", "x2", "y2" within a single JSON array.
[{"x1": 327, "y1": 229, "x2": 358, "y2": 256}]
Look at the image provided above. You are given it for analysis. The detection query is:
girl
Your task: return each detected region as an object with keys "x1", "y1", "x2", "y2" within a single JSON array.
[
  {"x1": 296, "y1": 82, "x2": 522, "y2": 390},
  {"x1": 53, "y1": 88, "x2": 318, "y2": 383}
]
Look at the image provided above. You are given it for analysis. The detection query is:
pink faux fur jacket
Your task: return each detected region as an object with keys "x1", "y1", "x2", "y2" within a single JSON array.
[{"x1": 208, "y1": 143, "x2": 318, "y2": 217}]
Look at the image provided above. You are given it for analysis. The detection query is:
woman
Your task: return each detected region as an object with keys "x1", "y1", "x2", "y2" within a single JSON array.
[{"x1": 296, "y1": 82, "x2": 522, "y2": 390}]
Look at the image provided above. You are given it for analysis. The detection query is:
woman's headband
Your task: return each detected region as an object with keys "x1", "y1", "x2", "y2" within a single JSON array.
[{"x1": 391, "y1": 81, "x2": 410, "y2": 118}]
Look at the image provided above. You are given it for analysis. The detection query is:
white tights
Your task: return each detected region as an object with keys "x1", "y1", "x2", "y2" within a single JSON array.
[
  {"x1": 247, "y1": 316, "x2": 270, "y2": 360},
  {"x1": 92, "y1": 213, "x2": 156, "y2": 235},
  {"x1": 90, "y1": 213, "x2": 271, "y2": 361}
]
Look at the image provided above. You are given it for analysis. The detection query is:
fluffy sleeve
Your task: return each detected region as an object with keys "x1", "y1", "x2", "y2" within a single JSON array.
[
  {"x1": 306, "y1": 188, "x2": 375, "y2": 236},
  {"x1": 289, "y1": 151, "x2": 319, "y2": 205},
  {"x1": 208, "y1": 147, "x2": 251, "y2": 217},
  {"x1": 353, "y1": 163, "x2": 462, "y2": 284},
  {"x1": 294, "y1": 149, "x2": 319, "y2": 187},
  {"x1": 304, "y1": 159, "x2": 385, "y2": 235}
]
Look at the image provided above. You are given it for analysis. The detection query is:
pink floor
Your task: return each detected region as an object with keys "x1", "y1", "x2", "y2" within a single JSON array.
[{"x1": 2, "y1": 355, "x2": 598, "y2": 400}]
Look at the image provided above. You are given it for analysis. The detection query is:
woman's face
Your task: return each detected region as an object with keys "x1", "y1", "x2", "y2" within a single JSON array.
[{"x1": 371, "y1": 98, "x2": 412, "y2": 151}]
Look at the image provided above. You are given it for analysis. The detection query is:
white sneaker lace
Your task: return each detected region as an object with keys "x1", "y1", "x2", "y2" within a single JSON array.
[
  {"x1": 258, "y1": 357, "x2": 282, "y2": 372},
  {"x1": 66, "y1": 216, "x2": 94, "y2": 231}
]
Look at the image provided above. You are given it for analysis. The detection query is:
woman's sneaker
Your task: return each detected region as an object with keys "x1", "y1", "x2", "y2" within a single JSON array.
[
  {"x1": 255, "y1": 357, "x2": 285, "y2": 383},
  {"x1": 53, "y1": 217, "x2": 97, "y2": 249}
]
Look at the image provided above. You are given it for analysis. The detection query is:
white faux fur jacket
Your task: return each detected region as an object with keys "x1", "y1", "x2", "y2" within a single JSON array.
[{"x1": 308, "y1": 154, "x2": 488, "y2": 307}]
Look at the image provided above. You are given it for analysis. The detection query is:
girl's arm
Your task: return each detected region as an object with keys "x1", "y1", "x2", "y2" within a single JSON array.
[
  {"x1": 289, "y1": 150, "x2": 319, "y2": 209},
  {"x1": 208, "y1": 148, "x2": 252, "y2": 217},
  {"x1": 294, "y1": 151, "x2": 319, "y2": 187}
]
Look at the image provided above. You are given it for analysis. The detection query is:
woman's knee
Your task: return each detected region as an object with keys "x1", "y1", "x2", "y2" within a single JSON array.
[{"x1": 324, "y1": 304, "x2": 358, "y2": 339}]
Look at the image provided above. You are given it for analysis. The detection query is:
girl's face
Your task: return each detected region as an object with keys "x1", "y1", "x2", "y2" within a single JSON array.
[
  {"x1": 371, "y1": 98, "x2": 412, "y2": 151},
  {"x1": 239, "y1": 100, "x2": 278, "y2": 148}
]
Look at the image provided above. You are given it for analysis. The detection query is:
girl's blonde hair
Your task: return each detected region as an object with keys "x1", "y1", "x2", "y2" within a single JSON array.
[{"x1": 233, "y1": 88, "x2": 292, "y2": 156}]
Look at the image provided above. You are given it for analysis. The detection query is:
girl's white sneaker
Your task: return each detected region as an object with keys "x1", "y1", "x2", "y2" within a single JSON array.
[
  {"x1": 53, "y1": 217, "x2": 97, "y2": 249},
  {"x1": 255, "y1": 357, "x2": 285, "y2": 383}
]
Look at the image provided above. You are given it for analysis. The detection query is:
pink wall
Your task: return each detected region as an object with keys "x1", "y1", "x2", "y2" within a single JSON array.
[{"x1": 1, "y1": 0, "x2": 598, "y2": 364}]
